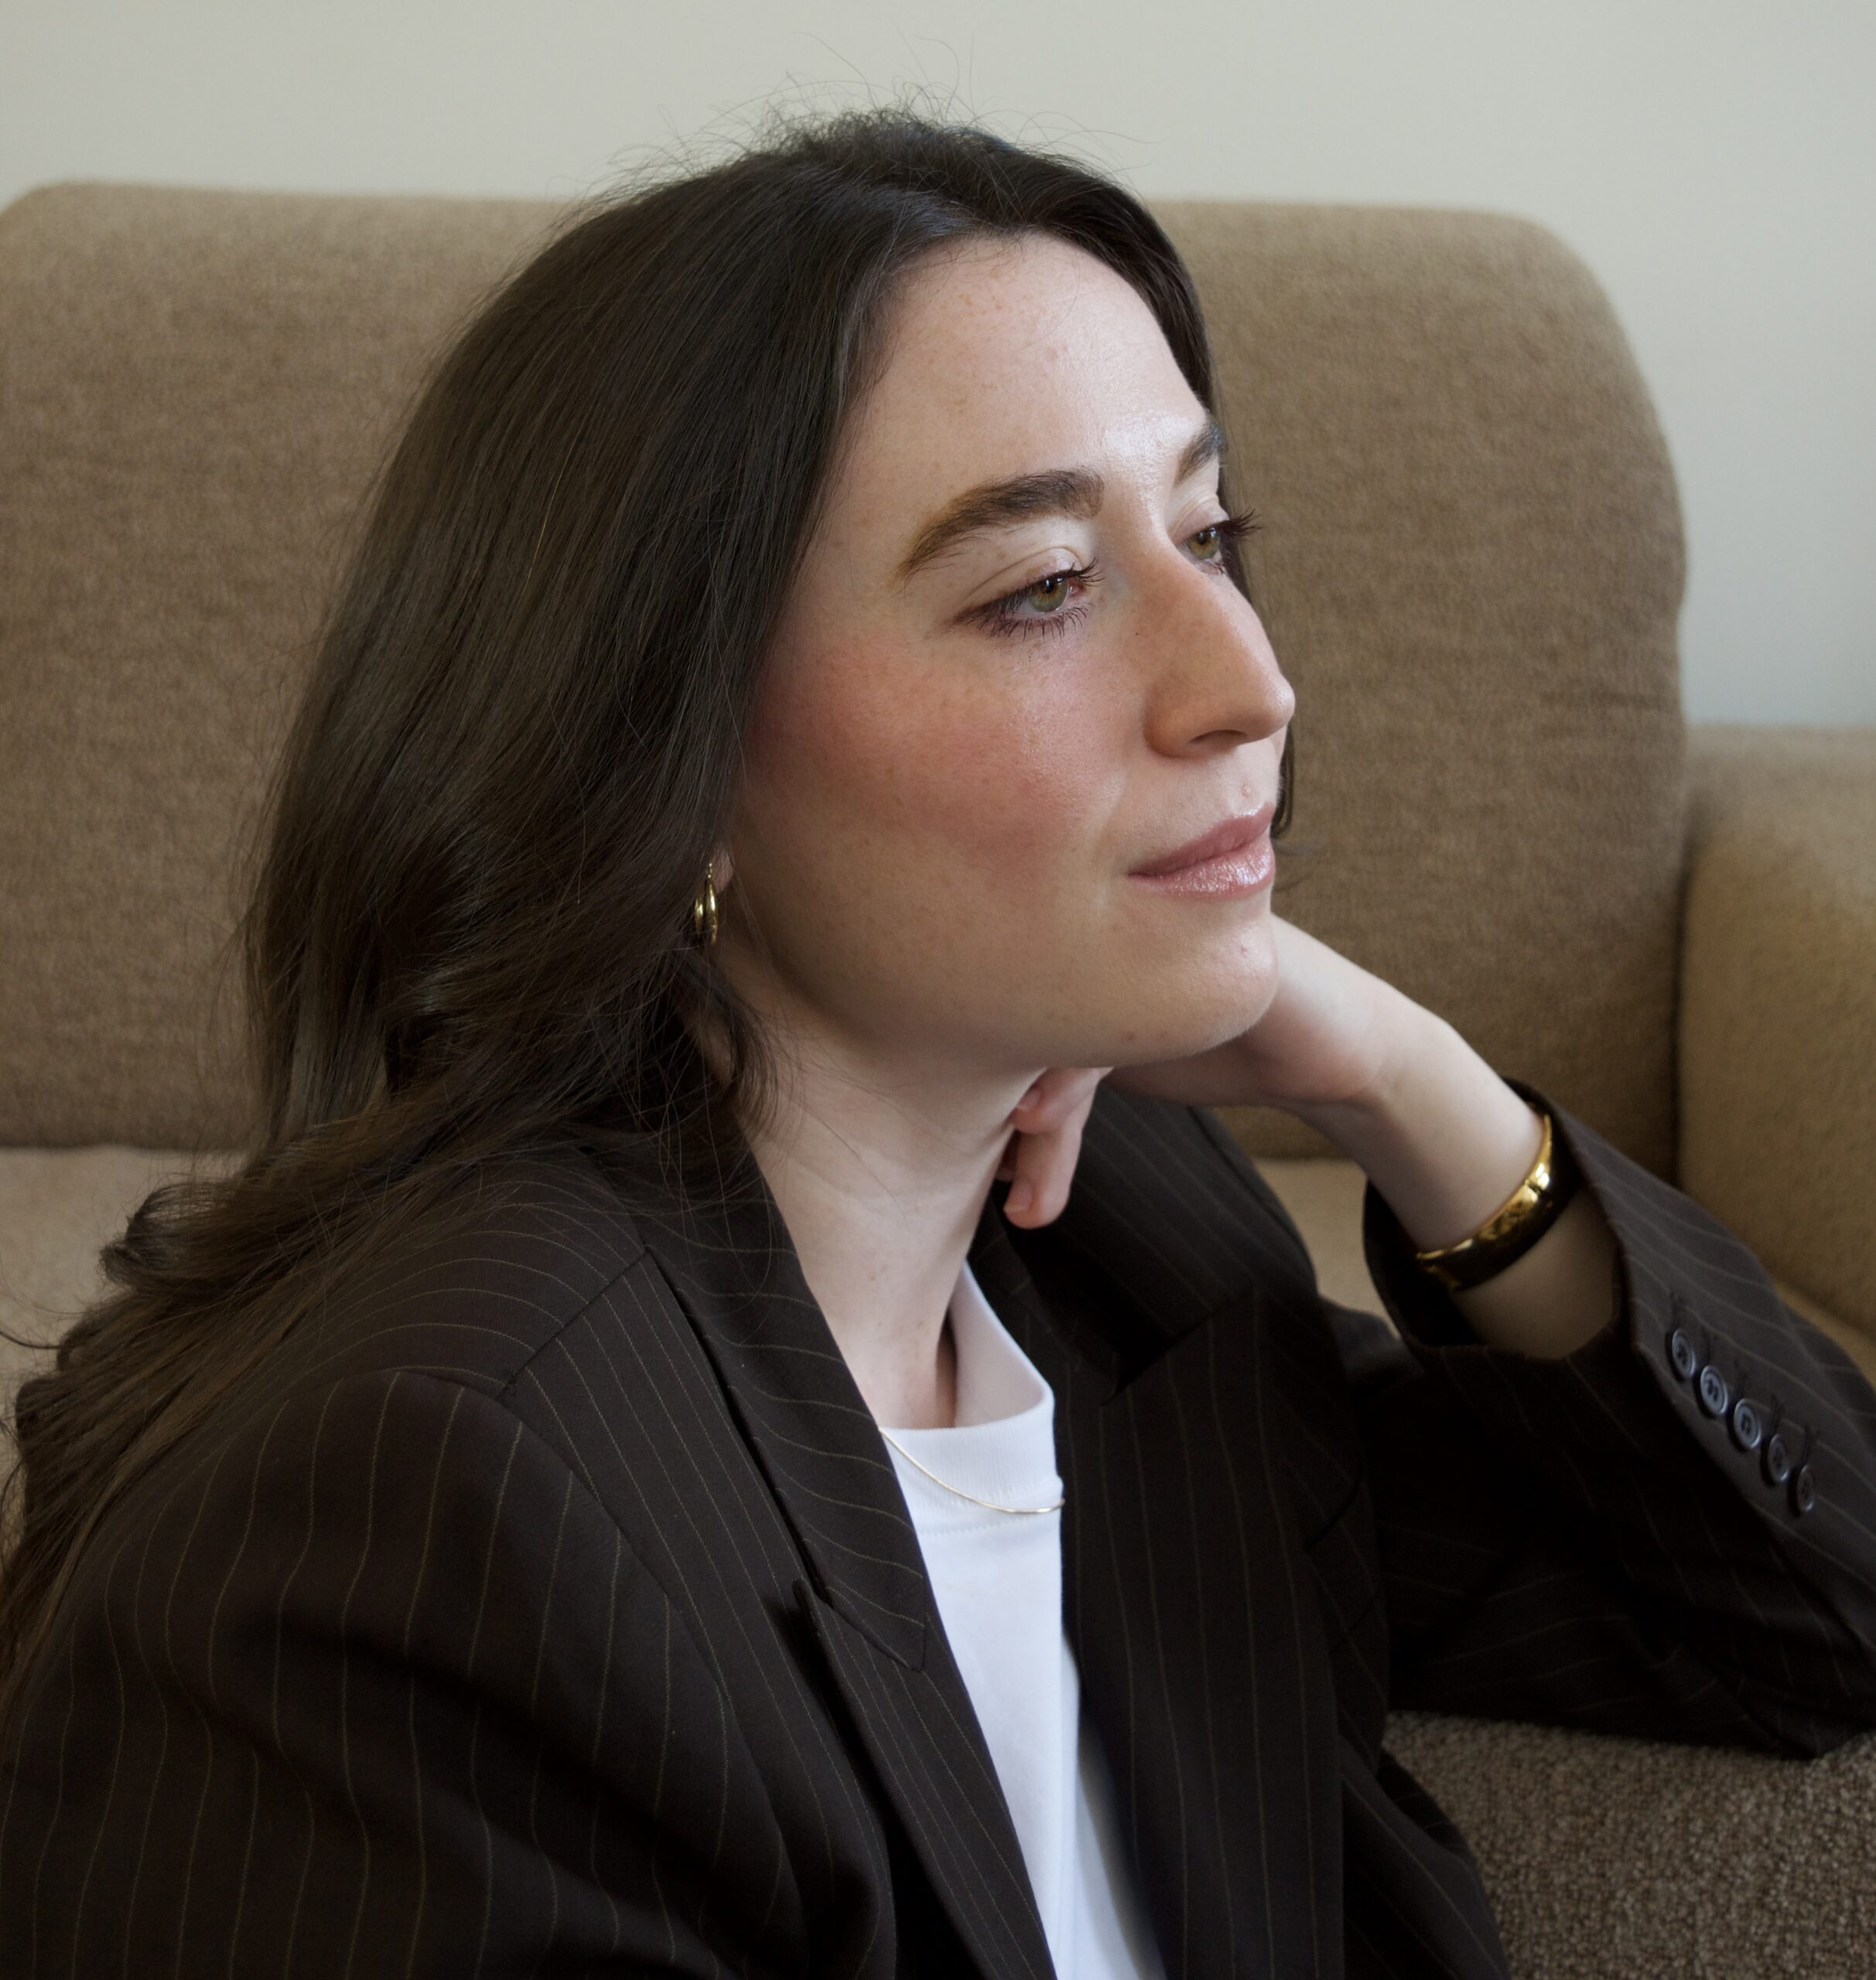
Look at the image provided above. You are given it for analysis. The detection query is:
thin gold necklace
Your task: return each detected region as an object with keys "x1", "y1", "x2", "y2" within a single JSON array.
[{"x1": 878, "y1": 1427, "x2": 1065, "y2": 1517}]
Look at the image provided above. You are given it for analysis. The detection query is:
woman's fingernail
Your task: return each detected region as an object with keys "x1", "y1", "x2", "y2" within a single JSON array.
[
  {"x1": 1006, "y1": 1179, "x2": 1034, "y2": 1214},
  {"x1": 1017, "y1": 1082, "x2": 1044, "y2": 1112}
]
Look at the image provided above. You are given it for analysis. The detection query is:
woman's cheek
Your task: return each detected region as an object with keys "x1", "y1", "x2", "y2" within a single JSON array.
[
  {"x1": 899, "y1": 650, "x2": 1110, "y2": 845},
  {"x1": 746, "y1": 627, "x2": 1105, "y2": 889}
]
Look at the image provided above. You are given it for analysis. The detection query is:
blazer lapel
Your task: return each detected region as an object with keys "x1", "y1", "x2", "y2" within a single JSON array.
[
  {"x1": 622, "y1": 1054, "x2": 1344, "y2": 1980},
  {"x1": 970, "y1": 1083, "x2": 1347, "y2": 1980},
  {"x1": 630, "y1": 1123, "x2": 1058, "y2": 1980}
]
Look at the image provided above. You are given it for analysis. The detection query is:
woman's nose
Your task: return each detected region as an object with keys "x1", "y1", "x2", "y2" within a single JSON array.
[{"x1": 1140, "y1": 560, "x2": 1295, "y2": 756}]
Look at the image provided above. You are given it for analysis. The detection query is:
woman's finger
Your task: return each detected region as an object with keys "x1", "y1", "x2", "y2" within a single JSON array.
[
  {"x1": 1009, "y1": 1105, "x2": 1090, "y2": 1225},
  {"x1": 1010, "y1": 1064, "x2": 1110, "y2": 1131},
  {"x1": 1001, "y1": 1069, "x2": 1107, "y2": 1225}
]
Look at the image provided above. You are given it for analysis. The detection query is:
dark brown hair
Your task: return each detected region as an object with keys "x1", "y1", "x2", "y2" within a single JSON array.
[{"x1": 0, "y1": 96, "x2": 1295, "y2": 1726}]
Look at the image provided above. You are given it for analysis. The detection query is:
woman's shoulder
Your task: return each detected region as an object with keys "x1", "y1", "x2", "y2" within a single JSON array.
[
  {"x1": 254, "y1": 1135, "x2": 655, "y2": 1410},
  {"x1": 46, "y1": 1139, "x2": 671, "y2": 1615}
]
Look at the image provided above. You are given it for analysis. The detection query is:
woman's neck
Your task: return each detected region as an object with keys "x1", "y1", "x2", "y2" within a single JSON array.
[{"x1": 699, "y1": 1012, "x2": 1022, "y2": 1429}]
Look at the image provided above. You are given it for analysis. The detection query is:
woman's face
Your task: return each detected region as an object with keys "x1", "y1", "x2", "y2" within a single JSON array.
[{"x1": 723, "y1": 230, "x2": 1296, "y2": 1081}]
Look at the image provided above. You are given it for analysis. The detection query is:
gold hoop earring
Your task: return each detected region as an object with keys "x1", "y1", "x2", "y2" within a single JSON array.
[{"x1": 692, "y1": 859, "x2": 719, "y2": 951}]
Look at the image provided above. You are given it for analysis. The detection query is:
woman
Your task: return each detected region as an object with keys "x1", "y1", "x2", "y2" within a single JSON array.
[{"x1": 3, "y1": 105, "x2": 1874, "y2": 1980}]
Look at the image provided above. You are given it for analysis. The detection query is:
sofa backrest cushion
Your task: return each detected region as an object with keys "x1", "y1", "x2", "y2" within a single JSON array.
[{"x1": 0, "y1": 184, "x2": 1687, "y2": 1170}]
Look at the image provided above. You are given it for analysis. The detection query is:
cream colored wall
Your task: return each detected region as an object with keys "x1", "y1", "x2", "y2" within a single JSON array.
[{"x1": 4, "y1": 0, "x2": 1871, "y2": 722}]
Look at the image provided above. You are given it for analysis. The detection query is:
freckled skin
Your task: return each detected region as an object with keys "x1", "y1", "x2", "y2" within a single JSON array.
[{"x1": 726, "y1": 232, "x2": 1296, "y2": 1075}]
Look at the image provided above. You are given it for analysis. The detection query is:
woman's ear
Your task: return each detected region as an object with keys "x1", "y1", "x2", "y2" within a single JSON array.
[{"x1": 711, "y1": 846, "x2": 736, "y2": 892}]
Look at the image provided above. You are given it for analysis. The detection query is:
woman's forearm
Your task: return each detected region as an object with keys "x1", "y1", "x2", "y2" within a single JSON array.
[{"x1": 1292, "y1": 997, "x2": 1622, "y2": 1358}]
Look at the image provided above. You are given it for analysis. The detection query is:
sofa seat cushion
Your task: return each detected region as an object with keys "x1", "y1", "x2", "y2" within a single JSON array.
[
  {"x1": 1379, "y1": 1705, "x2": 1876, "y2": 1977},
  {"x1": 0, "y1": 1143, "x2": 243, "y2": 1408}
]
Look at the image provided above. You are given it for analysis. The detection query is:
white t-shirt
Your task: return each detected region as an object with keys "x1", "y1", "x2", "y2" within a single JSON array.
[{"x1": 880, "y1": 1257, "x2": 1168, "y2": 1979}]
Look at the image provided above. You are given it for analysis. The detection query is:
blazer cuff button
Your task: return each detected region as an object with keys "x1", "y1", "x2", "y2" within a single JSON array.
[
  {"x1": 1728, "y1": 1398, "x2": 1763, "y2": 1453},
  {"x1": 1763, "y1": 1432, "x2": 1794, "y2": 1487}
]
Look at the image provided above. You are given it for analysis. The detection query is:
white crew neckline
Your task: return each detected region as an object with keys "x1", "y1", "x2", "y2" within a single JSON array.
[
  {"x1": 876, "y1": 1257, "x2": 1168, "y2": 1978},
  {"x1": 878, "y1": 1252, "x2": 1062, "y2": 1519}
]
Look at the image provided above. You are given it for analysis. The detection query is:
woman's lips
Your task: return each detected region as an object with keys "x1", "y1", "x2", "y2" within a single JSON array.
[
  {"x1": 1128, "y1": 828, "x2": 1275, "y2": 897},
  {"x1": 1128, "y1": 798, "x2": 1277, "y2": 896}
]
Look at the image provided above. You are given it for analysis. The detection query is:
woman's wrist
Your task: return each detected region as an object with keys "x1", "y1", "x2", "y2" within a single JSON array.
[
  {"x1": 1287, "y1": 993, "x2": 1546, "y2": 1251},
  {"x1": 1289, "y1": 992, "x2": 1622, "y2": 1356}
]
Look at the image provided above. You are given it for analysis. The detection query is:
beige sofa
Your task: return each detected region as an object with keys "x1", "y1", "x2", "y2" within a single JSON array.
[{"x1": 2, "y1": 181, "x2": 1872, "y2": 1975}]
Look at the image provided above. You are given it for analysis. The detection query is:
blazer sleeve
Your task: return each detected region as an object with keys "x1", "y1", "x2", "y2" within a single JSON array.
[
  {"x1": 0, "y1": 1368, "x2": 798, "y2": 1978},
  {"x1": 1322, "y1": 1074, "x2": 1876, "y2": 1760}
]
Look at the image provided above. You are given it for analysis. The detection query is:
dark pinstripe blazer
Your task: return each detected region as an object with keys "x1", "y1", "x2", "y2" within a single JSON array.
[{"x1": 5, "y1": 1072, "x2": 1876, "y2": 1978}]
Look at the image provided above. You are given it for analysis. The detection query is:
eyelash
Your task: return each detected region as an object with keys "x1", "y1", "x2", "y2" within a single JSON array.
[{"x1": 974, "y1": 507, "x2": 1263, "y2": 641}]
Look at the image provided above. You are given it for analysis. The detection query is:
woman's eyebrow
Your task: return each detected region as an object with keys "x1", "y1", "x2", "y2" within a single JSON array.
[{"x1": 890, "y1": 414, "x2": 1226, "y2": 589}]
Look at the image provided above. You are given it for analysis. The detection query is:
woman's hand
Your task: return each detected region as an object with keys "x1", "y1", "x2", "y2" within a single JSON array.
[
  {"x1": 993, "y1": 916, "x2": 1410, "y2": 1227},
  {"x1": 1104, "y1": 915, "x2": 1409, "y2": 1118},
  {"x1": 993, "y1": 917, "x2": 1621, "y2": 1363},
  {"x1": 993, "y1": 1065, "x2": 1113, "y2": 1228}
]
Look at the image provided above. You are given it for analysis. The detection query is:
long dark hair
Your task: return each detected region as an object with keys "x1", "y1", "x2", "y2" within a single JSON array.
[{"x1": 0, "y1": 97, "x2": 1294, "y2": 1726}]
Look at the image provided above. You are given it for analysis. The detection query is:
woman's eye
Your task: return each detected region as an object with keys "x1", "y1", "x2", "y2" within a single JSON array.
[
  {"x1": 1189, "y1": 507, "x2": 1261, "y2": 568},
  {"x1": 966, "y1": 510, "x2": 1259, "y2": 641},
  {"x1": 976, "y1": 563, "x2": 1103, "y2": 641}
]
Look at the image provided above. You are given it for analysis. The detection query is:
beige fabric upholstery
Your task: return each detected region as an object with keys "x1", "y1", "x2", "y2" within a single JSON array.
[
  {"x1": 0, "y1": 1145, "x2": 241, "y2": 1409},
  {"x1": 1680, "y1": 724, "x2": 1876, "y2": 1335},
  {"x1": 1, "y1": 185, "x2": 1686, "y2": 1173},
  {"x1": 0, "y1": 186, "x2": 566, "y2": 1152},
  {"x1": 1381, "y1": 1705, "x2": 1876, "y2": 1977}
]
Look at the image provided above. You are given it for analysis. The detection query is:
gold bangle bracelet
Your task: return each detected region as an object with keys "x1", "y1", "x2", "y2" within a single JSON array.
[{"x1": 1411, "y1": 1106, "x2": 1579, "y2": 1293}]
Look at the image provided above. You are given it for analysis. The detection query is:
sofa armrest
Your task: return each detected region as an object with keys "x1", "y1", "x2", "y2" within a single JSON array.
[{"x1": 1680, "y1": 722, "x2": 1876, "y2": 1342}]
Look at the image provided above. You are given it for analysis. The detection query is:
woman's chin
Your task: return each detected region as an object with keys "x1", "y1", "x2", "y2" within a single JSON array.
[
  {"x1": 1157, "y1": 930, "x2": 1279, "y2": 1017},
  {"x1": 1070, "y1": 968, "x2": 1279, "y2": 1073}
]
